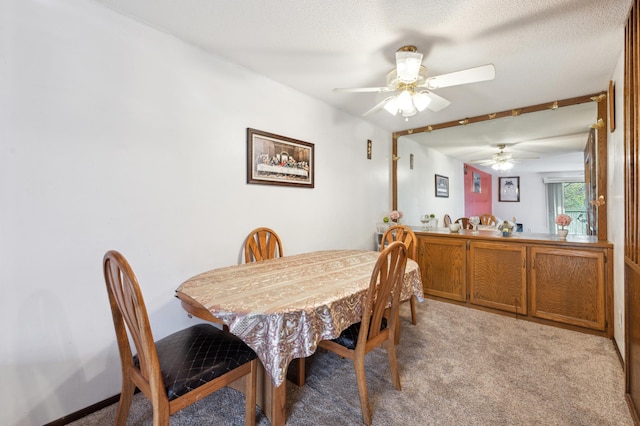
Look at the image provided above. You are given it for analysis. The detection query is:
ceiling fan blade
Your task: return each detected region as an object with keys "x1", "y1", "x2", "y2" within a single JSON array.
[
  {"x1": 362, "y1": 96, "x2": 395, "y2": 116},
  {"x1": 420, "y1": 91, "x2": 452, "y2": 112},
  {"x1": 333, "y1": 86, "x2": 394, "y2": 93},
  {"x1": 425, "y1": 64, "x2": 495, "y2": 89},
  {"x1": 469, "y1": 159, "x2": 495, "y2": 164}
]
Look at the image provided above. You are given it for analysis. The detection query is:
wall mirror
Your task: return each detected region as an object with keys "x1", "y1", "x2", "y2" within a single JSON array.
[{"x1": 392, "y1": 93, "x2": 608, "y2": 240}]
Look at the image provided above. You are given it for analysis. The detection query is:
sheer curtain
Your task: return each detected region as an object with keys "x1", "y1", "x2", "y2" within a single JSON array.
[{"x1": 546, "y1": 182, "x2": 564, "y2": 232}]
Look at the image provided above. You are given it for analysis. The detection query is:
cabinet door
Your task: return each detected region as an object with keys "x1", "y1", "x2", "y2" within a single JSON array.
[
  {"x1": 530, "y1": 247, "x2": 605, "y2": 330},
  {"x1": 469, "y1": 241, "x2": 527, "y2": 314},
  {"x1": 417, "y1": 237, "x2": 466, "y2": 301}
]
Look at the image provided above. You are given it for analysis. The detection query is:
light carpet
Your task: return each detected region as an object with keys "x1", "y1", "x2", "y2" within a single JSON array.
[{"x1": 71, "y1": 299, "x2": 633, "y2": 425}]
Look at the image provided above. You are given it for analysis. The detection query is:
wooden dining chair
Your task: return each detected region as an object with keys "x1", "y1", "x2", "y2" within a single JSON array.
[
  {"x1": 243, "y1": 227, "x2": 309, "y2": 387},
  {"x1": 480, "y1": 214, "x2": 497, "y2": 226},
  {"x1": 443, "y1": 214, "x2": 452, "y2": 227},
  {"x1": 318, "y1": 241, "x2": 407, "y2": 426},
  {"x1": 103, "y1": 250, "x2": 258, "y2": 426},
  {"x1": 381, "y1": 225, "x2": 418, "y2": 326},
  {"x1": 244, "y1": 227, "x2": 283, "y2": 263},
  {"x1": 455, "y1": 217, "x2": 472, "y2": 229}
]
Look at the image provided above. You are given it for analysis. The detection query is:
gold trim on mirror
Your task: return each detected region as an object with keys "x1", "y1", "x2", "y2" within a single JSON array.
[{"x1": 393, "y1": 94, "x2": 602, "y2": 138}]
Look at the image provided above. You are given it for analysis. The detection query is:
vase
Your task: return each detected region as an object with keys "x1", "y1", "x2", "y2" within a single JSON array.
[
  {"x1": 377, "y1": 222, "x2": 390, "y2": 233},
  {"x1": 557, "y1": 228, "x2": 568, "y2": 239}
]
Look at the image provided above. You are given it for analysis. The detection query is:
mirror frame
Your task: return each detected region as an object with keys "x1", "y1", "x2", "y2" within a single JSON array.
[{"x1": 391, "y1": 93, "x2": 608, "y2": 240}]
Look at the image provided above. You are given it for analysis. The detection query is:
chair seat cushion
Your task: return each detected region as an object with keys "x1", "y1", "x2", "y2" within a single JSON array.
[
  {"x1": 331, "y1": 317, "x2": 387, "y2": 350},
  {"x1": 135, "y1": 324, "x2": 257, "y2": 401}
]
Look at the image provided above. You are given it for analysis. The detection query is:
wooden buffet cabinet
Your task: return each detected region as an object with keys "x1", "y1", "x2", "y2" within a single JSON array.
[{"x1": 416, "y1": 229, "x2": 613, "y2": 337}]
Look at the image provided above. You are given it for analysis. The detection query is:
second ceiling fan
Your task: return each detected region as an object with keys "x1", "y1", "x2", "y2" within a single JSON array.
[
  {"x1": 469, "y1": 144, "x2": 540, "y2": 171},
  {"x1": 333, "y1": 45, "x2": 495, "y2": 118}
]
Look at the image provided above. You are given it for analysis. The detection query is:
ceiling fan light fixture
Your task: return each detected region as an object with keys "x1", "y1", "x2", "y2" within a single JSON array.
[
  {"x1": 396, "y1": 46, "x2": 423, "y2": 83},
  {"x1": 383, "y1": 97, "x2": 399, "y2": 115},
  {"x1": 412, "y1": 92, "x2": 432, "y2": 111},
  {"x1": 397, "y1": 90, "x2": 414, "y2": 111},
  {"x1": 402, "y1": 104, "x2": 417, "y2": 117},
  {"x1": 492, "y1": 160, "x2": 514, "y2": 171}
]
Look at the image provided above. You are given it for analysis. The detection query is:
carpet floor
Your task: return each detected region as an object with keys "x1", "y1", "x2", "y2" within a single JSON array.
[{"x1": 71, "y1": 299, "x2": 633, "y2": 425}]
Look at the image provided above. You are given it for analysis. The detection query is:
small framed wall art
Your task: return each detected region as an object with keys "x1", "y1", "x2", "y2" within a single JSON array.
[
  {"x1": 435, "y1": 174, "x2": 449, "y2": 198},
  {"x1": 473, "y1": 172, "x2": 481, "y2": 193},
  {"x1": 499, "y1": 176, "x2": 520, "y2": 202},
  {"x1": 247, "y1": 128, "x2": 314, "y2": 188}
]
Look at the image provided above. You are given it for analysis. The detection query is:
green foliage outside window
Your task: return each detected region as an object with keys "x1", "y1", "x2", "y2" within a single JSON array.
[{"x1": 563, "y1": 182, "x2": 586, "y2": 210}]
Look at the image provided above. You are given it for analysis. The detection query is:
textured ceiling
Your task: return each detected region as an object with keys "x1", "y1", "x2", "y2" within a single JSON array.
[{"x1": 90, "y1": 0, "x2": 631, "y2": 173}]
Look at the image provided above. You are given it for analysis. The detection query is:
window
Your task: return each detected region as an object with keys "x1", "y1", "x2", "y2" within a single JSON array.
[{"x1": 546, "y1": 181, "x2": 587, "y2": 235}]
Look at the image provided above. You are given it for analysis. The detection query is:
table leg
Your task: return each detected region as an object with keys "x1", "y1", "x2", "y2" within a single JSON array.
[
  {"x1": 286, "y1": 358, "x2": 306, "y2": 387},
  {"x1": 270, "y1": 379, "x2": 286, "y2": 426},
  {"x1": 253, "y1": 361, "x2": 285, "y2": 426},
  {"x1": 230, "y1": 359, "x2": 302, "y2": 425}
]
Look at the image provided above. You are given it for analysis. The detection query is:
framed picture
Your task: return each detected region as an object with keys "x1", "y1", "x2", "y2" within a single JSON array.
[
  {"x1": 499, "y1": 176, "x2": 520, "y2": 202},
  {"x1": 473, "y1": 172, "x2": 481, "y2": 193},
  {"x1": 435, "y1": 174, "x2": 449, "y2": 198},
  {"x1": 247, "y1": 128, "x2": 314, "y2": 188}
]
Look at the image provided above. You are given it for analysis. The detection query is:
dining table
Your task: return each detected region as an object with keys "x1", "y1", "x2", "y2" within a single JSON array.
[{"x1": 175, "y1": 249, "x2": 423, "y2": 426}]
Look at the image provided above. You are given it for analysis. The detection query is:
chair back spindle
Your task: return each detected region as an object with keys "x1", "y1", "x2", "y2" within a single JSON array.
[
  {"x1": 380, "y1": 224, "x2": 418, "y2": 325},
  {"x1": 244, "y1": 227, "x2": 283, "y2": 263}
]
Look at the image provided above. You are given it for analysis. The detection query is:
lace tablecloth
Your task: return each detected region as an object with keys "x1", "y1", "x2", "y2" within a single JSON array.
[{"x1": 176, "y1": 250, "x2": 423, "y2": 386}]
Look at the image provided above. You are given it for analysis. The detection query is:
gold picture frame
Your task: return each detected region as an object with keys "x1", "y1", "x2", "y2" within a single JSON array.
[{"x1": 247, "y1": 128, "x2": 314, "y2": 188}]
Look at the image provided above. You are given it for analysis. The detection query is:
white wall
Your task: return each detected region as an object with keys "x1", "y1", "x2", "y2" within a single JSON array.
[
  {"x1": 492, "y1": 172, "x2": 547, "y2": 232},
  {"x1": 609, "y1": 50, "x2": 626, "y2": 356},
  {"x1": 0, "y1": 1, "x2": 392, "y2": 424},
  {"x1": 397, "y1": 137, "x2": 464, "y2": 227},
  {"x1": 492, "y1": 171, "x2": 585, "y2": 233}
]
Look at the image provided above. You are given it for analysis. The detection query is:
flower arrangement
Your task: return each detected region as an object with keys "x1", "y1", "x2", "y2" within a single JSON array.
[
  {"x1": 555, "y1": 214, "x2": 572, "y2": 229},
  {"x1": 383, "y1": 210, "x2": 403, "y2": 223}
]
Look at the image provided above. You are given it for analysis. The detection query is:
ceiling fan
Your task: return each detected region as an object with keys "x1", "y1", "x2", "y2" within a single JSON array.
[
  {"x1": 469, "y1": 144, "x2": 540, "y2": 171},
  {"x1": 333, "y1": 45, "x2": 495, "y2": 119}
]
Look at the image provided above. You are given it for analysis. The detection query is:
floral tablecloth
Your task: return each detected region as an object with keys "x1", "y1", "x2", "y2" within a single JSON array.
[{"x1": 176, "y1": 250, "x2": 423, "y2": 386}]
